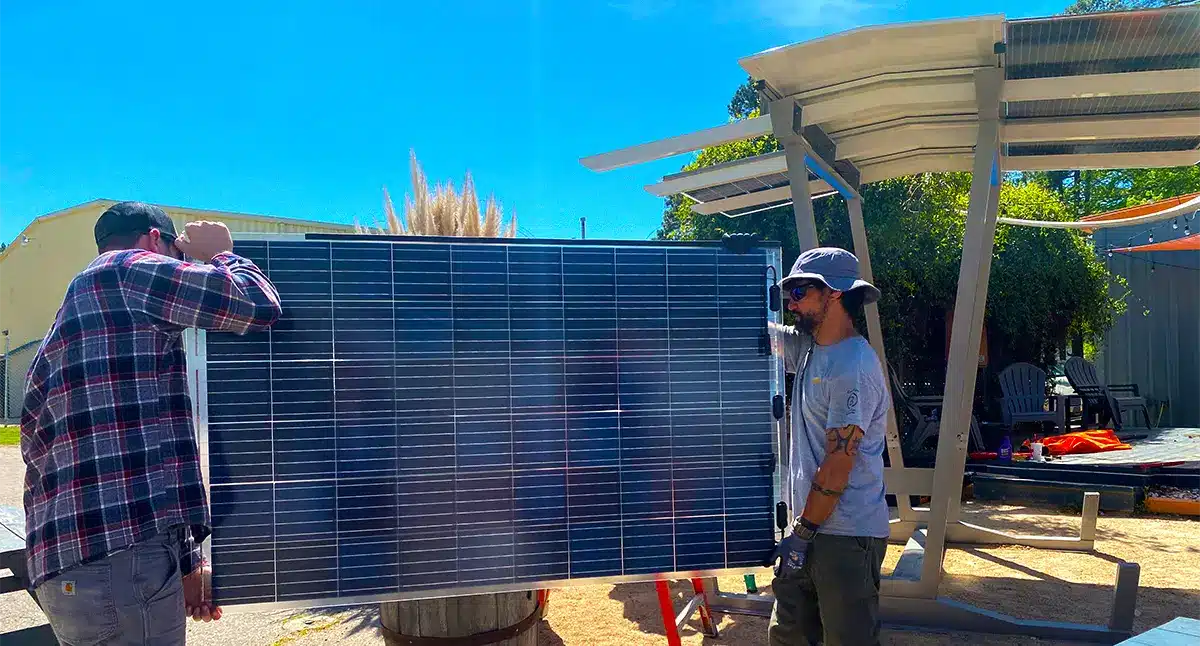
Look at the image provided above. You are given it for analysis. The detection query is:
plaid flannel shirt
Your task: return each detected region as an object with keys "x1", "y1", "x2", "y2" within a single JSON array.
[{"x1": 20, "y1": 249, "x2": 281, "y2": 590}]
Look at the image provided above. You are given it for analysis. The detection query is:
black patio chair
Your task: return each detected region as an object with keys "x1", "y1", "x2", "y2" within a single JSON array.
[
  {"x1": 998, "y1": 362, "x2": 1064, "y2": 436},
  {"x1": 889, "y1": 364, "x2": 986, "y2": 461},
  {"x1": 1064, "y1": 356, "x2": 1154, "y2": 432}
]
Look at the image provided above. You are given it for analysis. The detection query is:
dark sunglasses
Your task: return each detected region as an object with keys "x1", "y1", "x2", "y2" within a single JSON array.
[{"x1": 788, "y1": 282, "x2": 824, "y2": 301}]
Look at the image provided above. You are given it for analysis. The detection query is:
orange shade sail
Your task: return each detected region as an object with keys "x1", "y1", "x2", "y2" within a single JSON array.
[
  {"x1": 1080, "y1": 192, "x2": 1200, "y2": 231},
  {"x1": 1112, "y1": 233, "x2": 1200, "y2": 253}
]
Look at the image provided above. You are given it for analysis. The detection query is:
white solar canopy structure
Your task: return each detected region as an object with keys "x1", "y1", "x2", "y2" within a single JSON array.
[
  {"x1": 582, "y1": 6, "x2": 1197, "y2": 641},
  {"x1": 585, "y1": 9, "x2": 1199, "y2": 219}
]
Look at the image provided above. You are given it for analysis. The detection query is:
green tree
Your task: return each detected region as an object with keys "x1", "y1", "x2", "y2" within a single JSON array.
[
  {"x1": 1013, "y1": 167, "x2": 1200, "y2": 218},
  {"x1": 988, "y1": 183, "x2": 1124, "y2": 367},
  {"x1": 1064, "y1": 0, "x2": 1194, "y2": 13}
]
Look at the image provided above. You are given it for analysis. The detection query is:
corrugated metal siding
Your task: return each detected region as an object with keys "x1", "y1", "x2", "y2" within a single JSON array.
[
  {"x1": 3, "y1": 339, "x2": 40, "y2": 420},
  {"x1": 1094, "y1": 225, "x2": 1200, "y2": 427},
  {"x1": 1, "y1": 202, "x2": 354, "y2": 385}
]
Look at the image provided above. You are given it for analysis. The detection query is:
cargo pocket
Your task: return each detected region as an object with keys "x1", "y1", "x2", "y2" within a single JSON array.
[{"x1": 36, "y1": 561, "x2": 119, "y2": 645}]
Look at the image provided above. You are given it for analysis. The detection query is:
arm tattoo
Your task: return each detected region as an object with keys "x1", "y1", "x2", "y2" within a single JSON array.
[
  {"x1": 826, "y1": 425, "x2": 864, "y2": 457},
  {"x1": 811, "y1": 483, "x2": 843, "y2": 497}
]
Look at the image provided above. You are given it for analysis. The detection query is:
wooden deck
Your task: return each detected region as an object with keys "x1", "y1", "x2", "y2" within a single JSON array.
[
  {"x1": 1118, "y1": 617, "x2": 1200, "y2": 645},
  {"x1": 1056, "y1": 427, "x2": 1199, "y2": 467}
]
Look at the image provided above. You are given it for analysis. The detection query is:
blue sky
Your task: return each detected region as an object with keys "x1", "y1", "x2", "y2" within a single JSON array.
[{"x1": 1, "y1": 0, "x2": 1067, "y2": 245}]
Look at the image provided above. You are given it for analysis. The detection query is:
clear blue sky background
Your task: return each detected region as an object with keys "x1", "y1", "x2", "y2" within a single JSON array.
[{"x1": 1, "y1": 0, "x2": 1066, "y2": 245}]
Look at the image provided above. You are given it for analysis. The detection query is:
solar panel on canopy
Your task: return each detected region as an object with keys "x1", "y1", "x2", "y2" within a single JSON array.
[
  {"x1": 1005, "y1": 92, "x2": 1200, "y2": 119},
  {"x1": 194, "y1": 234, "x2": 783, "y2": 608},
  {"x1": 657, "y1": 151, "x2": 820, "y2": 205},
  {"x1": 1004, "y1": 7, "x2": 1200, "y2": 79},
  {"x1": 722, "y1": 199, "x2": 796, "y2": 218},
  {"x1": 1007, "y1": 136, "x2": 1200, "y2": 157},
  {"x1": 682, "y1": 172, "x2": 792, "y2": 203}
]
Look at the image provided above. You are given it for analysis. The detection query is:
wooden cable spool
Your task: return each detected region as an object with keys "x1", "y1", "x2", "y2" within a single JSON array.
[{"x1": 379, "y1": 590, "x2": 544, "y2": 646}]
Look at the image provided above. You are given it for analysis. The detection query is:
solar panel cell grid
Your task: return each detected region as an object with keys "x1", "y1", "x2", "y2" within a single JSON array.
[
  {"x1": 1005, "y1": 92, "x2": 1200, "y2": 119},
  {"x1": 1007, "y1": 136, "x2": 1200, "y2": 157},
  {"x1": 197, "y1": 235, "x2": 783, "y2": 608},
  {"x1": 1004, "y1": 9, "x2": 1200, "y2": 79}
]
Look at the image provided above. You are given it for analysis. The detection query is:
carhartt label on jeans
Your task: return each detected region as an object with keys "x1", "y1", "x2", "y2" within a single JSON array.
[{"x1": 61, "y1": 580, "x2": 75, "y2": 595}]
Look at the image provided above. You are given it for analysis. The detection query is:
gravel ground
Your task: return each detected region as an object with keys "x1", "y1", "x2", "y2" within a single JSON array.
[
  {"x1": 1149, "y1": 485, "x2": 1200, "y2": 501},
  {"x1": 3, "y1": 445, "x2": 1198, "y2": 645}
]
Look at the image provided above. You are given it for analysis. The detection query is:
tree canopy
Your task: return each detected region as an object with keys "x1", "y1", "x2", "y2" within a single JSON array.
[
  {"x1": 1011, "y1": 167, "x2": 1200, "y2": 219},
  {"x1": 1063, "y1": 0, "x2": 1195, "y2": 13}
]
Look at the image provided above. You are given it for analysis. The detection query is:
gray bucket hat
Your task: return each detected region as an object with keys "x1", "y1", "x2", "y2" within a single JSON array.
[{"x1": 781, "y1": 247, "x2": 880, "y2": 304}]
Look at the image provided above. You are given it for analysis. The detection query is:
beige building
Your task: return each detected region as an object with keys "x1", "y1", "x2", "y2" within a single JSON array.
[{"x1": 1, "y1": 199, "x2": 354, "y2": 418}]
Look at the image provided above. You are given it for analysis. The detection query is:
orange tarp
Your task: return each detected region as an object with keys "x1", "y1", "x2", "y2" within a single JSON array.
[
  {"x1": 1023, "y1": 429, "x2": 1132, "y2": 456},
  {"x1": 1080, "y1": 192, "x2": 1200, "y2": 231},
  {"x1": 1113, "y1": 233, "x2": 1200, "y2": 253}
]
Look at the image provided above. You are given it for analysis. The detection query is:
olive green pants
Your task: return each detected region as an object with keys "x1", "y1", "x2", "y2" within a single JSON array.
[{"x1": 768, "y1": 533, "x2": 888, "y2": 646}]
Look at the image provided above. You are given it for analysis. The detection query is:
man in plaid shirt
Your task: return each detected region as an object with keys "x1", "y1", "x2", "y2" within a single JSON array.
[{"x1": 20, "y1": 201, "x2": 282, "y2": 645}]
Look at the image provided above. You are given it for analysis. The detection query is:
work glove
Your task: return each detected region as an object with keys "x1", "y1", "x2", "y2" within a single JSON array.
[{"x1": 767, "y1": 530, "x2": 812, "y2": 578}]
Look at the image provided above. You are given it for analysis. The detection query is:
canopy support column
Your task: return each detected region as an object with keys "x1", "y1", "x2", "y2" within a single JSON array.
[
  {"x1": 846, "y1": 197, "x2": 913, "y2": 520},
  {"x1": 769, "y1": 98, "x2": 819, "y2": 250},
  {"x1": 921, "y1": 67, "x2": 1005, "y2": 595}
]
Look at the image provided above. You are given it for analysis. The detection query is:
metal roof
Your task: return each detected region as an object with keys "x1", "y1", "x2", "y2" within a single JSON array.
[{"x1": 581, "y1": 6, "x2": 1200, "y2": 216}]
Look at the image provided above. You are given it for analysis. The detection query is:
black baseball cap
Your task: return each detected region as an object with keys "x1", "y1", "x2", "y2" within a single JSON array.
[{"x1": 94, "y1": 201, "x2": 178, "y2": 248}]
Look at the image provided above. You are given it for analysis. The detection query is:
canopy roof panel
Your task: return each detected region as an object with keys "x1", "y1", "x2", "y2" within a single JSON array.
[
  {"x1": 1005, "y1": 91, "x2": 1200, "y2": 119},
  {"x1": 739, "y1": 16, "x2": 1004, "y2": 99},
  {"x1": 582, "y1": 6, "x2": 1200, "y2": 217},
  {"x1": 1004, "y1": 9, "x2": 1200, "y2": 79}
]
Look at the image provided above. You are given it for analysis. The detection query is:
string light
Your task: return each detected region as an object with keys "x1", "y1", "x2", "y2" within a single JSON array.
[
  {"x1": 1108, "y1": 250, "x2": 1200, "y2": 272},
  {"x1": 1100, "y1": 211, "x2": 1199, "y2": 257}
]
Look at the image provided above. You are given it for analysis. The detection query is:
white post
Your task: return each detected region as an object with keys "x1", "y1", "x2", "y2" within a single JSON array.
[
  {"x1": 769, "y1": 98, "x2": 819, "y2": 251},
  {"x1": 846, "y1": 198, "x2": 913, "y2": 519},
  {"x1": 2, "y1": 330, "x2": 9, "y2": 421},
  {"x1": 786, "y1": 147, "x2": 819, "y2": 250},
  {"x1": 919, "y1": 67, "x2": 1004, "y2": 596}
]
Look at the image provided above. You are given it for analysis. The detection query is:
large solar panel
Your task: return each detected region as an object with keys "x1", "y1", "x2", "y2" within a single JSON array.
[
  {"x1": 659, "y1": 151, "x2": 820, "y2": 205},
  {"x1": 188, "y1": 233, "x2": 785, "y2": 609},
  {"x1": 1004, "y1": 92, "x2": 1200, "y2": 120},
  {"x1": 1004, "y1": 7, "x2": 1200, "y2": 79},
  {"x1": 681, "y1": 172, "x2": 792, "y2": 204},
  {"x1": 1007, "y1": 136, "x2": 1200, "y2": 157}
]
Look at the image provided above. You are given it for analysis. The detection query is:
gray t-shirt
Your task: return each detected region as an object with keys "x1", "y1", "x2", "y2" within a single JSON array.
[{"x1": 776, "y1": 324, "x2": 891, "y2": 538}]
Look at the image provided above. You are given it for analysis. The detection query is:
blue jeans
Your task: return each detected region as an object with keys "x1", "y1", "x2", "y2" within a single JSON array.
[{"x1": 34, "y1": 527, "x2": 187, "y2": 646}]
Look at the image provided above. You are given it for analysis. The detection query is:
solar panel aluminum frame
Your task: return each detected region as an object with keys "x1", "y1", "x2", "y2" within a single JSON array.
[{"x1": 183, "y1": 232, "x2": 788, "y2": 612}]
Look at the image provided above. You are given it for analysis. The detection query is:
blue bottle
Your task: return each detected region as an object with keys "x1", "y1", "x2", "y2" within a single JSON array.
[{"x1": 998, "y1": 435, "x2": 1013, "y2": 462}]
